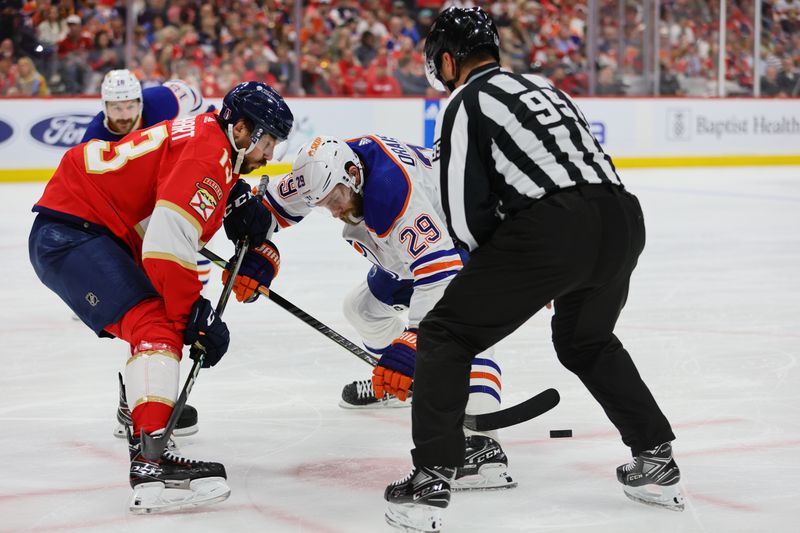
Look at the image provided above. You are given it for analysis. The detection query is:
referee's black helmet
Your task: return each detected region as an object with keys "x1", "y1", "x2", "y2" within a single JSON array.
[{"x1": 423, "y1": 6, "x2": 500, "y2": 91}]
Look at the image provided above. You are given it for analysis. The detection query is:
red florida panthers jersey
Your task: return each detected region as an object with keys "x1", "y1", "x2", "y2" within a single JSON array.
[{"x1": 34, "y1": 112, "x2": 237, "y2": 330}]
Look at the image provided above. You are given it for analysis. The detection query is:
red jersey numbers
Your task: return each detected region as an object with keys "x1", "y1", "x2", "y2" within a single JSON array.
[
  {"x1": 83, "y1": 125, "x2": 168, "y2": 174},
  {"x1": 399, "y1": 214, "x2": 441, "y2": 258}
]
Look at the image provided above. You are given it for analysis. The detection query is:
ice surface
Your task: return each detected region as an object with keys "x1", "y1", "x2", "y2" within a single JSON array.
[{"x1": 1, "y1": 167, "x2": 799, "y2": 532}]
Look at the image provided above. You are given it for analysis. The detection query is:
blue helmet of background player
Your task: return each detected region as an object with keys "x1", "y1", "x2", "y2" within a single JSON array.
[
  {"x1": 219, "y1": 82, "x2": 294, "y2": 174},
  {"x1": 423, "y1": 6, "x2": 500, "y2": 92}
]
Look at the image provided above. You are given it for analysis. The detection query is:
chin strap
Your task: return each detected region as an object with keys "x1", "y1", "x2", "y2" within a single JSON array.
[
  {"x1": 345, "y1": 155, "x2": 365, "y2": 196},
  {"x1": 443, "y1": 59, "x2": 461, "y2": 93},
  {"x1": 226, "y1": 123, "x2": 263, "y2": 175}
]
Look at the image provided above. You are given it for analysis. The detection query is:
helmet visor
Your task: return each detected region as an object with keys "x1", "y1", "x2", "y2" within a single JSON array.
[{"x1": 424, "y1": 52, "x2": 446, "y2": 92}]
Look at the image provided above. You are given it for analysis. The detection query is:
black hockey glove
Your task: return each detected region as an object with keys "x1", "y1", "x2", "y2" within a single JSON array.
[
  {"x1": 223, "y1": 179, "x2": 272, "y2": 247},
  {"x1": 184, "y1": 296, "x2": 230, "y2": 368}
]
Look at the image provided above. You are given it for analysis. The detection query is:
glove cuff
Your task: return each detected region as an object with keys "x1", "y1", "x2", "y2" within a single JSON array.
[
  {"x1": 393, "y1": 329, "x2": 417, "y2": 350},
  {"x1": 253, "y1": 241, "x2": 281, "y2": 278}
]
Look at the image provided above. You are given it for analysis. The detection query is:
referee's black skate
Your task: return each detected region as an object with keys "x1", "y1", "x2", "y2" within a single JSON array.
[
  {"x1": 114, "y1": 373, "x2": 199, "y2": 438},
  {"x1": 384, "y1": 466, "x2": 455, "y2": 533},
  {"x1": 452, "y1": 435, "x2": 517, "y2": 491},
  {"x1": 339, "y1": 378, "x2": 411, "y2": 409},
  {"x1": 128, "y1": 430, "x2": 230, "y2": 514},
  {"x1": 617, "y1": 442, "x2": 685, "y2": 511}
]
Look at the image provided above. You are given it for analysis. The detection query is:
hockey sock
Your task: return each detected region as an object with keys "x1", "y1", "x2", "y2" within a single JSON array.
[{"x1": 126, "y1": 341, "x2": 181, "y2": 437}]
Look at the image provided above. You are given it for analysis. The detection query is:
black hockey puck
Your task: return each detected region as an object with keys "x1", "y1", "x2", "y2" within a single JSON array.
[{"x1": 549, "y1": 429, "x2": 573, "y2": 438}]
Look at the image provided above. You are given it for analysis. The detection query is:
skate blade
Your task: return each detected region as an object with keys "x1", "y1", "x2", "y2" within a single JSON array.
[
  {"x1": 338, "y1": 397, "x2": 410, "y2": 410},
  {"x1": 129, "y1": 477, "x2": 230, "y2": 514},
  {"x1": 452, "y1": 464, "x2": 517, "y2": 492},
  {"x1": 623, "y1": 483, "x2": 685, "y2": 512},
  {"x1": 385, "y1": 502, "x2": 444, "y2": 533},
  {"x1": 114, "y1": 423, "x2": 199, "y2": 439}
]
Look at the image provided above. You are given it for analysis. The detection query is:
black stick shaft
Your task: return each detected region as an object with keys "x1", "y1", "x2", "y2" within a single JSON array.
[
  {"x1": 198, "y1": 247, "x2": 378, "y2": 366},
  {"x1": 140, "y1": 239, "x2": 248, "y2": 461},
  {"x1": 198, "y1": 247, "x2": 558, "y2": 431}
]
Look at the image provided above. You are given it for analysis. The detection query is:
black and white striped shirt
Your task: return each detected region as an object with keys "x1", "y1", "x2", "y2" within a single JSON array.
[{"x1": 432, "y1": 63, "x2": 622, "y2": 251}]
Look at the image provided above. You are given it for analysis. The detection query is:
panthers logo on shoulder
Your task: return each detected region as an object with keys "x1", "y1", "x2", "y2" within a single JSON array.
[{"x1": 189, "y1": 184, "x2": 218, "y2": 221}]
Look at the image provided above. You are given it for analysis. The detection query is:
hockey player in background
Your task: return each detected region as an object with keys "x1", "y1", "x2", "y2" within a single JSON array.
[
  {"x1": 80, "y1": 69, "x2": 211, "y2": 144},
  {"x1": 226, "y1": 134, "x2": 517, "y2": 492},
  {"x1": 29, "y1": 81, "x2": 293, "y2": 513},
  {"x1": 81, "y1": 69, "x2": 215, "y2": 440}
]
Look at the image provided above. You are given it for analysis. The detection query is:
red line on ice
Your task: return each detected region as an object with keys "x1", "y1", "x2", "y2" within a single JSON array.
[{"x1": 0, "y1": 483, "x2": 118, "y2": 502}]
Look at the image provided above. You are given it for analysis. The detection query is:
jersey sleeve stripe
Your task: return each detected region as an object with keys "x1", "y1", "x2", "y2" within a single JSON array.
[
  {"x1": 142, "y1": 251, "x2": 198, "y2": 271},
  {"x1": 472, "y1": 357, "x2": 502, "y2": 375},
  {"x1": 470, "y1": 371, "x2": 502, "y2": 389},
  {"x1": 142, "y1": 204, "x2": 202, "y2": 270},
  {"x1": 365, "y1": 343, "x2": 390, "y2": 355},
  {"x1": 264, "y1": 190, "x2": 305, "y2": 224},
  {"x1": 469, "y1": 385, "x2": 501, "y2": 403},
  {"x1": 409, "y1": 248, "x2": 462, "y2": 271},
  {"x1": 412, "y1": 270, "x2": 458, "y2": 287},
  {"x1": 155, "y1": 199, "x2": 203, "y2": 236},
  {"x1": 413, "y1": 259, "x2": 463, "y2": 277},
  {"x1": 263, "y1": 199, "x2": 291, "y2": 228}
]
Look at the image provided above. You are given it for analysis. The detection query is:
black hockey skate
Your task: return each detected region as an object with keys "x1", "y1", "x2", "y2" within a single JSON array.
[
  {"x1": 339, "y1": 378, "x2": 411, "y2": 409},
  {"x1": 452, "y1": 435, "x2": 517, "y2": 491},
  {"x1": 128, "y1": 430, "x2": 230, "y2": 514},
  {"x1": 384, "y1": 466, "x2": 455, "y2": 533},
  {"x1": 114, "y1": 373, "x2": 198, "y2": 438},
  {"x1": 617, "y1": 442, "x2": 685, "y2": 511}
]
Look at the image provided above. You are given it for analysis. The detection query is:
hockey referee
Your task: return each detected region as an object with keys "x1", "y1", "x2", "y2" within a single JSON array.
[{"x1": 379, "y1": 7, "x2": 685, "y2": 531}]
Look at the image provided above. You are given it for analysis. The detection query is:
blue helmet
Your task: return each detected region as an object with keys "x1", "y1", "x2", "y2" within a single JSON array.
[{"x1": 220, "y1": 82, "x2": 294, "y2": 142}]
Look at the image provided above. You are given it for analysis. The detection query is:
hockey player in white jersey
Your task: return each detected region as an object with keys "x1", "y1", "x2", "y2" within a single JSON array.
[{"x1": 228, "y1": 135, "x2": 516, "y2": 491}]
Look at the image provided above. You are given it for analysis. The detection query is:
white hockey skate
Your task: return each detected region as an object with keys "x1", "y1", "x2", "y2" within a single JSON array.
[
  {"x1": 339, "y1": 379, "x2": 411, "y2": 409},
  {"x1": 452, "y1": 435, "x2": 517, "y2": 491},
  {"x1": 617, "y1": 442, "x2": 685, "y2": 512},
  {"x1": 128, "y1": 432, "x2": 230, "y2": 514}
]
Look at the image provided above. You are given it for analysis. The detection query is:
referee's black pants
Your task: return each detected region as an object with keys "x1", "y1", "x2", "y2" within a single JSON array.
[{"x1": 412, "y1": 184, "x2": 675, "y2": 467}]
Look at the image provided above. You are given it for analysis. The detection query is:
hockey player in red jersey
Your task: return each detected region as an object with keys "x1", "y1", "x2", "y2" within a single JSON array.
[
  {"x1": 80, "y1": 69, "x2": 214, "y2": 441},
  {"x1": 28, "y1": 81, "x2": 293, "y2": 513}
]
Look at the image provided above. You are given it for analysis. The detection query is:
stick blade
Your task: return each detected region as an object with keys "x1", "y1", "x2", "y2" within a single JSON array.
[{"x1": 464, "y1": 388, "x2": 560, "y2": 431}]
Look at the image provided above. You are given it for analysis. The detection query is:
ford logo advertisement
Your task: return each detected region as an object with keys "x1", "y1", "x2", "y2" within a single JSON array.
[
  {"x1": 0, "y1": 119, "x2": 12, "y2": 145},
  {"x1": 30, "y1": 114, "x2": 94, "y2": 148}
]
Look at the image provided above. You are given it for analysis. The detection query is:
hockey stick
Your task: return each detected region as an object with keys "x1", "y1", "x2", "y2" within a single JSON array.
[
  {"x1": 463, "y1": 388, "x2": 560, "y2": 431},
  {"x1": 198, "y1": 247, "x2": 560, "y2": 431},
  {"x1": 199, "y1": 247, "x2": 377, "y2": 366},
  {"x1": 140, "y1": 238, "x2": 249, "y2": 461}
]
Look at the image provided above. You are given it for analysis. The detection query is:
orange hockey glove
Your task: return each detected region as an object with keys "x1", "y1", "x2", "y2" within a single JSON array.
[
  {"x1": 221, "y1": 241, "x2": 280, "y2": 303},
  {"x1": 372, "y1": 329, "x2": 416, "y2": 401}
]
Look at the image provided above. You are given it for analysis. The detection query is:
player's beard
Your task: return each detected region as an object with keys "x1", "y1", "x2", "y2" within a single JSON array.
[
  {"x1": 240, "y1": 157, "x2": 265, "y2": 175},
  {"x1": 338, "y1": 194, "x2": 363, "y2": 225},
  {"x1": 110, "y1": 118, "x2": 135, "y2": 135}
]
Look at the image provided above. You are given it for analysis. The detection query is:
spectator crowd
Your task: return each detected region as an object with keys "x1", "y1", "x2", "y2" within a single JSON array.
[{"x1": 0, "y1": 0, "x2": 798, "y2": 98}]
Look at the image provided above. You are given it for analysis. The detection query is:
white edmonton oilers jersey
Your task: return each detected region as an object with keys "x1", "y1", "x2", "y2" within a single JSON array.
[{"x1": 264, "y1": 134, "x2": 466, "y2": 327}]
